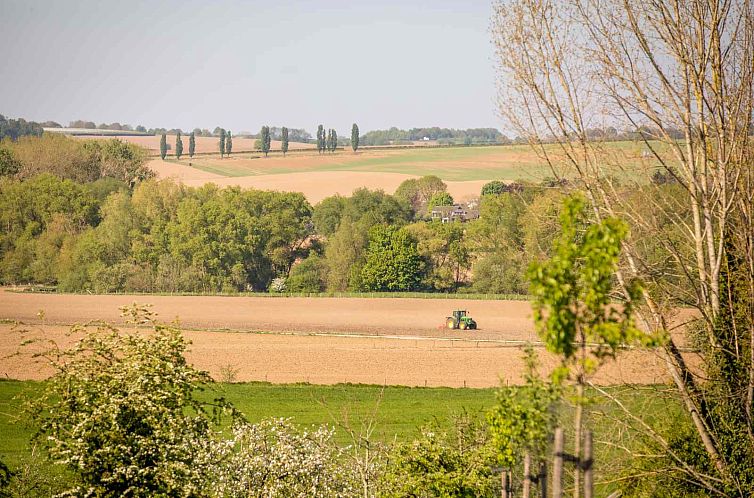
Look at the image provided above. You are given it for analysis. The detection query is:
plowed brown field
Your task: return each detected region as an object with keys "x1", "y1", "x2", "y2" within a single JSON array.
[
  {"x1": 148, "y1": 159, "x2": 489, "y2": 203},
  {"x1": 0, "y1": 291, "x2": 689, "y2": 387}
]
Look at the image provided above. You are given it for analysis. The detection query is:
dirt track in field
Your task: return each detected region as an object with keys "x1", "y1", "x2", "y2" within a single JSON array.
[{"x1": 0, "y1": 291, "x2": 691, "y2": 386}]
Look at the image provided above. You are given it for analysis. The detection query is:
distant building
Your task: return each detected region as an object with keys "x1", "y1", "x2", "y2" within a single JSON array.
[{"x1": 430, "y1": 204, "x2": 479, "y2": 223}]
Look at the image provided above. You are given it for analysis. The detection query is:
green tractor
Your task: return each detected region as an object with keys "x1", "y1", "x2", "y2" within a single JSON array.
[{"x1": 446, "y1": 310, "x2": 477, "y2": 330}]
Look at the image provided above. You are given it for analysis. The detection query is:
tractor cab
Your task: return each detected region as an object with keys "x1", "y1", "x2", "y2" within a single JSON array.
[{"x1": 446, "y1": 310, "x2": 477, "y2": 330}]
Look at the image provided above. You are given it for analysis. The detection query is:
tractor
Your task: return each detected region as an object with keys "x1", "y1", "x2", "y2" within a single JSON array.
[{"x1": 446, "y1": 310, "x2": 477, "y2": 330}]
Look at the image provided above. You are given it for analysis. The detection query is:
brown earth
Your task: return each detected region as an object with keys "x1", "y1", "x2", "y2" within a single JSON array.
[
  {"x1": 0, "y1": 291, "x2": 693, "y2": 386},
  {"x1": 0, "y1": 292, "x2": 536, "y2": 340},
  {"x1": 147, "y1": 159, "x2": 488, "y2": 203},
  {"x1": 0, "y1": 323, "x2": 677, "y2": 387}
]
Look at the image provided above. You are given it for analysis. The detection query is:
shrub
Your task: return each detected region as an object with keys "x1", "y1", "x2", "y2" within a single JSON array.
[{"x1": 28, "y1": 304, "x2": 234, "y2": 497}]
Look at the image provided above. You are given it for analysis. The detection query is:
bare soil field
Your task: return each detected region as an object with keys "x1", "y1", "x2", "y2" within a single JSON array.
[
  {"x1": 148, "y1": 159, "x2": 489, "y2": 203},
  {"x1": 76, "y1": 134, "x2": 315, "y2": 154},
  {"x1": 0, "y1": 291, "x2": 693, "y2": 386},
  {"x1": 0, "y1": 323, "x2": 678, "y2": 387},
  {"x1": 0, "y1": 292, "x2": 536, "y2": 340}
]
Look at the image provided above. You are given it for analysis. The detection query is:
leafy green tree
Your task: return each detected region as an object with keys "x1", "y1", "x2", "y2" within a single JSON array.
[
  {"x1": 325, "y1": 220, "x2": 366, "y2": 291},
  {"x1": 327, "y1": 128, "x2": 337, "y2": 152},
  {"x1": 0, "y1": 174, "x2": 99, "y2": 284},
  {"x1": 313, "y1": 195, "x2": 348, "y2": 236},
  {"x1": 0, "y1": 114, "x2": 44, "y2": 140},
  {"x1": 4, "y1": 134, "x2": 100, "y2": 183},
  {"x1": 481, "y1": 180, "x2": 506, "y2": 196},
  {"x1": 351, "y1": 123, "x2": 360, "y2": 152},
  {"x1": 468, "y1": 191, "x2": 530, "y2": 294},
  {"x1": 30, "y1": 305, "x2": 233, "y2": 497},
  {"x1": 380, "y1": 414, "x2": 498, "y2": 497},
  {"x1": 317, "y1": 124, "x2": 325, "y2": 154},
  {"x1": 219, "y1": 128, "x2": 226, "y2": 158},
  {"x1": 286, "y1": 254, "x2": 327, "y2": 292},
  {"x1": 342, "y1": 188, "x2": 413, "y2": 228},
  {"x1": 264, "y1": 127, "x2": 271, "y2": 156},
  {"x1": 487, "y1": 347, "x2": 561, "y2": 470},
  {"x1": 0, "y1": 148, "x2": 20, "y2": 177},
  {"x1": 427, "y1": 192, "x2": 454, "y2": 211},
  {"x1": 394, "y1": 175, "x2": 448, "y2": 218},
  {"x1": 405, "y1": 221, "x2": 471, "y2": 291},
  {"x1": 175, "y1": 131, "x2": 183, "y2": 159},
  {"x1": 360, "y1": 224, "x2": 423, "y2": 291},
  {"x1": 281, "y1": 126, "x2": 289, "y2": 156},
  {"x1": 84, "y1": 138, "x2": 153, "y2": 187},
  {"x1": 528, "y1": 193, "x2": 650, "y2": 491},
  {"x1": 260, "y1": 126, "x2": 271, "y2": 157},
  {"x1": 159, "y1": 133, "x2": 167, "y2": 160},
  {"x1": 189, "y1": 131, "x2": 196, "y2": 158},
  {"x1": 226, "y1": 130, "x2": 233, "y2": 156}
]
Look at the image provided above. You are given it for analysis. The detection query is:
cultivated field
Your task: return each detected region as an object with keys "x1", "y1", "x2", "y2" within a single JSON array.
[
  {"x1": 0, "y1": 291, "x2": 691, "y2": 387},
  {"x1": 144, "y1": 141, "x2": 666, "y2": 203}
]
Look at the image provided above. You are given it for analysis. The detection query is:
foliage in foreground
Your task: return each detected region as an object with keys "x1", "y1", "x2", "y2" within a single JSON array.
[
  {"x1": 8, "y1": 306, "x2": 506, "y2": 497},
  {"x1": 27, "y1": 305, "x2": 233, "y2": 497}
]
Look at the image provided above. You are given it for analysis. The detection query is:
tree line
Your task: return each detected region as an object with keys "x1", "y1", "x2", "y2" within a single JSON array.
[
  {"x1": 0, "y1": 114, "x2": 44, "y2": 141},
  {"x1": 0, "y1": 136, "x2": 690, "y2": 300},
  {"x1": 360, "y1": 127, "x2": 505, "y2": 146}
]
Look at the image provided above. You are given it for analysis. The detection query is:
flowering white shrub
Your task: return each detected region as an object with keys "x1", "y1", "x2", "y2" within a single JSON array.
[
  {"x1": 269, "y1": 276, "x2": 287, "y2": 293},
  {"x1": 210, "y1": 418, "x2": 356, "y2": 498},
  {"x1": 29, "y1": 304, "x2": 232, "y2": 497}
]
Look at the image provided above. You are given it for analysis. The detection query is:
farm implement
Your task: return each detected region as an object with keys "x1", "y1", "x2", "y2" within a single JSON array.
[{"x1": 445, "y1": 310, "x2": 477, "y2": 330}]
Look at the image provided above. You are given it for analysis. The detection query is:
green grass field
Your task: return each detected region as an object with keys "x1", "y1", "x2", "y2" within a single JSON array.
[
  {"x1": 0, "y1": 380, "x2": 687, "y2": 494},
  {"x1": 177, "y1": 141, "x2": 666, "y2": 182},
  {"x1": 0, "y1": 380, "x2": 496, "y2": 467}
]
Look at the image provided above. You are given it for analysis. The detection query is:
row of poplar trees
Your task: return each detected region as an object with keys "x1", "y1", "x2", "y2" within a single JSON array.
[
  {"x1": 159, "y1": 131, "x2": 202, "y2": 160},
  {"x1": 159, "y1": 123, "x2": 360, "y2": 160}
]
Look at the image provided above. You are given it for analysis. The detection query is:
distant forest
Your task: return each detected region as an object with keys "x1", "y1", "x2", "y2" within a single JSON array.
[
  {"x1": 360, "y1": 127, "x2": 506, "y2": 146},
  {"x1": 2, "y1": 113, "x2": 689, "y2": 147}
]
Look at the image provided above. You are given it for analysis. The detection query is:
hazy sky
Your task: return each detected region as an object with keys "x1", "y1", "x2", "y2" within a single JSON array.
[{"x1": 1, "y1": 0, "x2": 500, "y2": 135}]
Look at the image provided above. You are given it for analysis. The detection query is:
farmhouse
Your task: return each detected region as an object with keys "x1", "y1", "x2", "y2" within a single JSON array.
[{"x1": 430, "y1": 204, "x2": 479, "y2": 223}]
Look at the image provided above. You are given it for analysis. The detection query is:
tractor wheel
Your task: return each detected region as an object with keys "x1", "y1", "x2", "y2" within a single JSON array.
[
  {"x1": 459, "y1": 322, "x2": 467, "y2": 330},
  {"x1": 446, "y1": 318, "x2": 456, "y2": 329}
]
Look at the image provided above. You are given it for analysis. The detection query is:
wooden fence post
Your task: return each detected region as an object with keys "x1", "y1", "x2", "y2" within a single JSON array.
[
  {"x1": 553, "y1": 427, "x2": 564, "y2": 498},
  {"x1": 539, "y1": 461, "x2": 548, "y2": 498},
  {"x1": 523, "y1": 451, "x2": 532, "y2": 498},
  {"x1": 583, "y1": 431, "x2": 593, "y2": 498},
  {"x1": 502, "y1": 470, "x2": 512, "y2": 498}
]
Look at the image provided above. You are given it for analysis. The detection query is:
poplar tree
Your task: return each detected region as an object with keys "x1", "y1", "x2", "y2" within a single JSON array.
[
  {"x1": 189, "y1": 132, "x2": 195, "y2": 158},
  {"x1": 326, "y1": 129, "x2": 337, "y2": 153},
  {"x1": 160, "y1": 133, "x2": 167, "y2": 160},
  {"x1": 316, "y1": 124, "x2": 325, "y2": 154},
  {"x1": 175, "y1": 131, "x2": 183, "y2": 159},
  {"x1": 351, "y1": 123, "x2": 359, "y2": 152},
  {"x1": 260, "y1": 126, "x2": 271, "y2": 157},
  {"x1": 281, "y1": 127, "x2": 289, "y2": 156},
  {"x1": 219, "y1": 129, "x2": 226, "y2": 158},
  {"x1": 226, "y1": 130, "x2": 233, "y2": 156}
]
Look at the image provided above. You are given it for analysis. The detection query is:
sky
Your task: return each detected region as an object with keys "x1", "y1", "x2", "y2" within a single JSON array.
[{"x1": 0, "y1": 0, "x2": 501, "y2": 135}]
